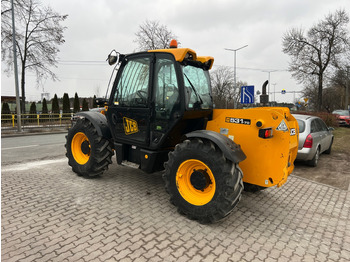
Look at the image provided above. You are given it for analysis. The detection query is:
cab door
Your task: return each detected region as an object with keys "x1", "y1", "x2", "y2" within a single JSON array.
[
  {"x1": 107, "y1": 53, "x2": 153, "y2": 146},
  {"x1": 150, "y1": 53, "x2": 182, "y2": 149}
]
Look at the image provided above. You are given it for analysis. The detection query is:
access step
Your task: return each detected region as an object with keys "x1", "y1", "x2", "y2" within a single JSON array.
[{"x1": 121, "y1": 161, "x2": 140, "y2": 169}]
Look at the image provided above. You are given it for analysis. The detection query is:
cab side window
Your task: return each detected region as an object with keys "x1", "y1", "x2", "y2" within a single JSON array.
[
  {"x1": 154, "y1": 58, "x2": 179, "y2": 119},
  {"x1": 114, "y1": 57, "x2": 150, "y2": 107}
]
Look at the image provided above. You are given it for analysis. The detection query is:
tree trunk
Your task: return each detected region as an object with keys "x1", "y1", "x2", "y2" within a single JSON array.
[
  {"x1": 21, "y1": 65, "x2": 26, "y2": 114},
  {"x1": 317, "y1": 74, "x2": 323, "y2": 111}
]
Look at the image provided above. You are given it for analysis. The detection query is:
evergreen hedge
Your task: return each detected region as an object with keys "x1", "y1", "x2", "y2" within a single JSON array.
[{"x1": 73, "y1": 92, "x2": 80, "y2": 113}]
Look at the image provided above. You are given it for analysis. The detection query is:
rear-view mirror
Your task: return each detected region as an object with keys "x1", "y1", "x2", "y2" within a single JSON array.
[{"x1": 95, "y1": 98, "x2": 107, "y2": 106}]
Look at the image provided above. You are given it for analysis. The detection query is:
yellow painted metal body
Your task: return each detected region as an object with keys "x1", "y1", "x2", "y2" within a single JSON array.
[
  {"x1": 149, "y1": 48, "x2": 214, "y2": 69},
  {"x1": 206, "y1": 107, "x2": 299, "y2": 188},
  {"x1": 71, "y1": 132, "x2": 90, "y2": 165}
]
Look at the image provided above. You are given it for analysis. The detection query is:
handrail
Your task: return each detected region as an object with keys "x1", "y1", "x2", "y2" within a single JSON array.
[{"x1": 1, "y1": 113, "x2": 73, "y2": 128}]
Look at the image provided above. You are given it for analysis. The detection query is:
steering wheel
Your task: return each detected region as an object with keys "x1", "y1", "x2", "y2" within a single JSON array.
[{"x1": 136, "y1": 90, "x2": 147, "y2": 100}]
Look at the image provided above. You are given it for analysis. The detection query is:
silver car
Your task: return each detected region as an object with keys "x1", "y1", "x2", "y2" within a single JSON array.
[{"x1": 293, "y1": 114, "x2": 334, "y2": 167}]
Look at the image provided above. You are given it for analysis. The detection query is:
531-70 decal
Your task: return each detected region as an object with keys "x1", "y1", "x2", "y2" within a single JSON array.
[{"x1": 225, "y1": 117, "x2": 251, "y2": 125}]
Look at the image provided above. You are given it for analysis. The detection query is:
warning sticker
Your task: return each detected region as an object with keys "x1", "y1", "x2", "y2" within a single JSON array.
[
  {"x1": 225, "y1": 117, "x2": 251, "y2": 125},
  {"x1": 290, "y1": 128, "x2": 296, "y2": 136}
]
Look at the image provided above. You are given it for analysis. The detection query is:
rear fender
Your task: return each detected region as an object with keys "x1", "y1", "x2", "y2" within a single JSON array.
[
  {"x1": 75, "y1": 112, "x2": 112, "y2": 139},
  {"x1": 185, "y1": 130, "x2": 246, "y2": 164}
]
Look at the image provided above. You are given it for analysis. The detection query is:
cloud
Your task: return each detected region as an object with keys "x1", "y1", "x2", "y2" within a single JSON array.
[{"x1": 2, "y1": 0, "x2": 349, "y2": 103}]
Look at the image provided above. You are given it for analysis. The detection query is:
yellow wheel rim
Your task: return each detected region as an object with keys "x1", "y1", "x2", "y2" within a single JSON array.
[
  {"x1": 176, "y1": 159, "x2": 216, "y2": 206},
  {"x1": 71, "y1": 132, "x2": 90, "y2": 165}
]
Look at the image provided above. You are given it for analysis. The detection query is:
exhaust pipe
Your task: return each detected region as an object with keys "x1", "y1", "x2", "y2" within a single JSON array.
[{"x1": 260, "y1": 80, "x2": 269, "y2": 105}]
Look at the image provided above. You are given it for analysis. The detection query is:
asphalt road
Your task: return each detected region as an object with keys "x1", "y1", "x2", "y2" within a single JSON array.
[{"x1": 1, "y1": 133, "x2": 67, "y2": 165}]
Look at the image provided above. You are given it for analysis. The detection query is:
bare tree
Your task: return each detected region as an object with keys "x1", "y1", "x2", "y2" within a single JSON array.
[
  {"x1": 211, "y1": 66, "x2": 234, "y2": 108},
  {"x1": 282, "y1": 9, "x2": 350, "y2": 111},
  {"x1": 303, "y1": 80, "x2": 346, "y2": 112},
  {"x1": 330, "y1": 66, "x2": 350, "y2": 109},
  {"x1": 332, "y1": 50, "x2": 350, "y2": 109},
  {"x1": 323, "y1": 86, "x2": 345, "y2": 112},
  {"x1": 301, "y1": 80, "x2": 318, "y2": 111},
  {"x1": 331, "y1": 67, "x2": 348, "y2": 92},
  {"x1": 211, "y1": 66, "x2": 247, "y2": 108},
  {"x1": 94, "y1": 84, "x2": 101, "y2": 97},
  {"x1": 1, "y1": 0, "x2": 67, "y2": 113},
  {"x1": 134, "y1": 20, "x2": 177, "y2": 51}
]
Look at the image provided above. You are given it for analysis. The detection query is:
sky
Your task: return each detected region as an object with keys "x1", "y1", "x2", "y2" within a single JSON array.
[{"x1": 1, "y1": 0, "x2": 350, "y2": 104}]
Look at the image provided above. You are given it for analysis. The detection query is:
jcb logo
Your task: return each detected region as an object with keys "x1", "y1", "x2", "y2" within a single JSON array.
[{"x1": 123, "y1": 117, "x2": 139, "y2": 135}]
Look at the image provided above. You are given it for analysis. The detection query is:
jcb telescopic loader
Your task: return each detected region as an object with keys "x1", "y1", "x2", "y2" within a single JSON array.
[{"x1": 66, "y1": 41, "x2": 299, "y2": 223}]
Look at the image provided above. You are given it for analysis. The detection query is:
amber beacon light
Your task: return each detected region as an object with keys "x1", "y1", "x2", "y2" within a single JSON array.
[{"x1": 169, "y1": 39, "x2": 178, "y2": 48}]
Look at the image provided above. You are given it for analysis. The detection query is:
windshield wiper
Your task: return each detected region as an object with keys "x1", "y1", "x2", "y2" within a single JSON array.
[{"x1": 184, "y1": 73, "x2": 203, "y2": 107}]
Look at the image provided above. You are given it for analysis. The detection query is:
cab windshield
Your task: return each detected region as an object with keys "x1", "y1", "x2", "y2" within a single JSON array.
[{"x1": 182, "y1": 65, "x2": 212, "y2": 109}]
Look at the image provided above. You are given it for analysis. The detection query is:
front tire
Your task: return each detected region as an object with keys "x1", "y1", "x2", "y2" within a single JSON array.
[
  {"x1": 65, "y1": 119, "x2": 114, "y2": 177},
  {"x1": 163, "y1": 138, "x2": 243, "y2": 223}
]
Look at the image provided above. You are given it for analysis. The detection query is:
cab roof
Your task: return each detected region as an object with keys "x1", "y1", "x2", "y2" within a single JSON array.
[{"x1": 148, "y1": 47, "x2": 214, "y2": 70}]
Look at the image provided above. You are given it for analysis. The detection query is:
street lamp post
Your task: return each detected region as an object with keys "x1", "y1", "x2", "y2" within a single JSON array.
[
  {"x1": 346, "y1": 66, "x2": 349, "y2": 111},
  {"x1": 224, "y1": 45, "x2": 248, "y2": 108},
  {"x1": 272, "y1": 83, "x2": 277, "y2": 101},
  {"x1": 11, "y1": 0, "x2": 22, "y2": 132}
]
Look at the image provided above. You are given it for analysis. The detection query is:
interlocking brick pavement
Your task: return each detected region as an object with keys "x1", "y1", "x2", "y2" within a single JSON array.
[{"x1": 1, "y1": 160, "x2": 350, "y2": 261}]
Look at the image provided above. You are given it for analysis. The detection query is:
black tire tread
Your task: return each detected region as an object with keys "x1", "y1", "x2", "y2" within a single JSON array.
[
  {"x1": 65, "y1": 119, "x2": 114, "y2": 177},
  {"x1": 163, "y1": 138, "x2": 243, "y2": 223},
  {"x1": 308, "y1": 146, "x2": 320, "y2": 167},
  {"x1": 324, "y1": 139, "x2": 333, "y2": 154}
]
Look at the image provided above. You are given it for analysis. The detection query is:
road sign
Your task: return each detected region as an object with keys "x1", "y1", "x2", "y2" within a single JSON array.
[
  {"x1": 240, "y1": 86, "x2": 254, "y2": 104},
  {"x1": 281, "y1": 89, "x2": 286, "y2": 94}
]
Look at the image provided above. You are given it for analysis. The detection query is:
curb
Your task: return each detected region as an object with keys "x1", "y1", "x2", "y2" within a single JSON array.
[{"x1": 1, "y1": 128, "x2": 69, "y2": 138}]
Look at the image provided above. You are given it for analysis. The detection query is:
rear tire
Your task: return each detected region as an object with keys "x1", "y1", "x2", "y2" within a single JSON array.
[
  {"x1": 163, "y1": 138, "x2": 243, "y2": 223},
  {"x1": 324, "y1": 139, "x2": 333, "y2": 154},
  {"x1": 65, "y1": 119, "x2": 114, "y2": 177},
  {"x1": 308, "y1": 146, "x2": 320, "y2": 167}
]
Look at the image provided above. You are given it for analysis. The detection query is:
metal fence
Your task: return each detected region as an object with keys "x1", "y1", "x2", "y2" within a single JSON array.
[{"x1": 1, "y1": 113, "x2": 72, "y2": 129}]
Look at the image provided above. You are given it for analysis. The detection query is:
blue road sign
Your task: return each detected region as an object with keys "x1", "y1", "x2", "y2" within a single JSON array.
[
  {"x1": 281, "y1": 89, "x2": 286, "y2": 94},
  {"x1": 240, "y1": 85, "x2": 254, "y2": 104}
]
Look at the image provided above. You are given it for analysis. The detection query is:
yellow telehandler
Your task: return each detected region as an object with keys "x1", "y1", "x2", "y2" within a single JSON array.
[{"x1": 66, "y1": 41, "x2": 298, "y2": 223}]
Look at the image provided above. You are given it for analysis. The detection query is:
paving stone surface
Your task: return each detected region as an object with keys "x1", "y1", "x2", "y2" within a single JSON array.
[{"x1": 2, "y1": 160, "x2": 350, "y2": 261}]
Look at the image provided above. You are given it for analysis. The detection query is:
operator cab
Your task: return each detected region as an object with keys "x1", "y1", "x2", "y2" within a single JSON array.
[
  {"x1": 104, "y1": 42, "x2": 214, "y2": 172},
  {"x1": 106, "y1": 42, "x2": 214, "y2": 152}
]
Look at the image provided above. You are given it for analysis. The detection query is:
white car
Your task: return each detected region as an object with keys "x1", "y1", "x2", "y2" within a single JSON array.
[{"x1": 293, "y1": 114, "x2": 334, "y2": 167}]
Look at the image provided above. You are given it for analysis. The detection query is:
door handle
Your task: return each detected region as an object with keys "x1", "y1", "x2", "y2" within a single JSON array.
[{"x1": 112, "y1": 114, "x2": 118, "y2": 125}]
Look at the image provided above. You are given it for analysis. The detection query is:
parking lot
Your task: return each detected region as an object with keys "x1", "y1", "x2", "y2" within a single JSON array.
[
  {"x1": 293, "y1": 151, "x2": 350, "y2": 191},
  {"x1": 2, "y1": 153, "x2": 350, "y2": 261}
]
